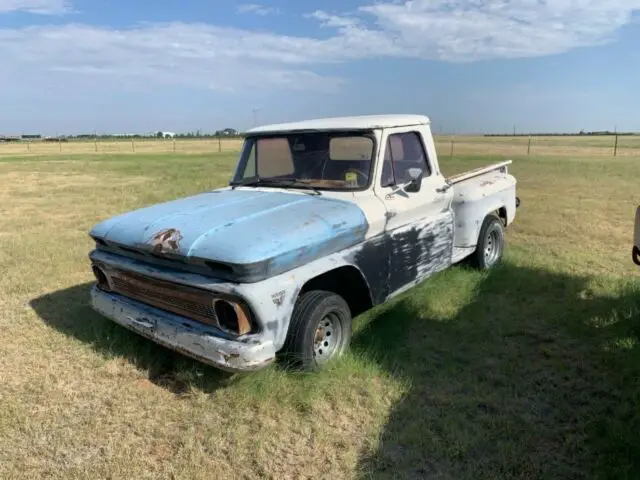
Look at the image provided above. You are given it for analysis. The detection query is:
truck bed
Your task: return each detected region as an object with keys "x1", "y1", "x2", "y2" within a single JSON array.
[
  {"x1": 446, "y1": 160, "x2": 512, "y2": 185},
  {"x1": 447, "y1": 160, "x2": 518, "y2": 263}
]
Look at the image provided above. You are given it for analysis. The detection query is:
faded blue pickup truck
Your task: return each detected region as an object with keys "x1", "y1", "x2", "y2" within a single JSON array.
[{"x1": 88, "y1": 114, "x2": 520, "y2": 372}]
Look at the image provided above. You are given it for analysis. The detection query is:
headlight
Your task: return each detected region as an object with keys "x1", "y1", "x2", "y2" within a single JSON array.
[
  {"x1": 92, "y1": 264, "x2": 111, "y2": 291},
  {"x1": 213, "y1": 298, "x2": 252, "y2": 335}
]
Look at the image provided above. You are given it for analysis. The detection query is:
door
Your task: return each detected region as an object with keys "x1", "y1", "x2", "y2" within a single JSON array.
[{"x1": 375, "y1": 126, "x2": 455, "y2": 296}]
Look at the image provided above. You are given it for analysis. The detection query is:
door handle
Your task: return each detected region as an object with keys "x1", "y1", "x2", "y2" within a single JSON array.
[{"x1": 436, "y1": 183, "x2": 452, "y2": 193}]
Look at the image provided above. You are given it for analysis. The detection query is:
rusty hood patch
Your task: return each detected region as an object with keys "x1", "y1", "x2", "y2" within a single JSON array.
[{"x1": 150, "y1": 228, "x2": 183, "y2": 254}]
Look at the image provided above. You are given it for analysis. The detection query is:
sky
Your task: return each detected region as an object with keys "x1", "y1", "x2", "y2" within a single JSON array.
[{"x1": 0, "y1": 0, "x2": 639, "y2": 135}]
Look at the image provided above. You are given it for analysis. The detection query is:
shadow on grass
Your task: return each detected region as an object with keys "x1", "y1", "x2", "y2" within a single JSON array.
[
  {"x1": 29, "y1": 265, "x2": 640, "y2": 477},
  {"x1": 29, "y1": 283, "x2": 234, "y2": 395},
  {"x1": 352, "y1": 263, "x2": 640, "y2": 479}
]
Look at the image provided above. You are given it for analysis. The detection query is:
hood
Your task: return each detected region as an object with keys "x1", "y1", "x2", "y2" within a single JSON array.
[{"x1": 90, "y1": 188, "x2": 369, "y2": 280}]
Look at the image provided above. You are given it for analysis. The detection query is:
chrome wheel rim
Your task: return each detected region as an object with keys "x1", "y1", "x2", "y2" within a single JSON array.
[
  {"x1": 313, "y1": 313, "x2": 342, "y2": 364},
  {"x1": 484, "y1": 228, "x2": 501, "y2": 266}
]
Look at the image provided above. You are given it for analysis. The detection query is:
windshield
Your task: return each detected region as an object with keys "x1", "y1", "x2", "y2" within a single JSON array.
[{"x1": 231, "y1": 131, "x2": 376, "y2": 191}]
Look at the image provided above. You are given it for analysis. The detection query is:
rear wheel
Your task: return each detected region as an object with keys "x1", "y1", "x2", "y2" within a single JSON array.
[
  {"x1": 282, "y1": 290, "x2": 352, "y2": 371},
  {"x1": 469, "y1": 214, "x2": 505, "y2": 270}
]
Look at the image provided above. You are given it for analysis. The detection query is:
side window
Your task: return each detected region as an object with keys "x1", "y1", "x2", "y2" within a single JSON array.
[
  {"x1": 380, "y1": 132, "x2": 431, "y2": 187},
  {"x1": 381, "y1": 142, "x2": 395, "y2": 188}
]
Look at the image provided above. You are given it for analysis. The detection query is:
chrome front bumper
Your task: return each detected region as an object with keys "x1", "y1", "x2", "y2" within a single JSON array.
[{"x1": 90, "y1": 286, "x2": 276, "y2": 372}]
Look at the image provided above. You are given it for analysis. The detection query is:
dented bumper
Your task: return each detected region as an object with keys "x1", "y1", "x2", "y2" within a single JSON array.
[{"x1": 90, "y1": 286, "x2": 276, "y2": 372}]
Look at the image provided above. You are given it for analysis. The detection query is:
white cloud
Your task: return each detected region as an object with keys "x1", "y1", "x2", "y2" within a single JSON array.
[
  {"x1": 0, "y1": 0, "x2": 71, "y2": 14},
  {"x1": 0, "y1": 23, "x2": 345, "y2": 92},
  {"x1": 352, "y1": 0, "x2": 640, "y2": 61},
  {"x1": 237, "y1": 4, "x2": 279, "y2": 16},
  {"x1": 0, "y1": 1, "x2": 639, "y2": 93}
]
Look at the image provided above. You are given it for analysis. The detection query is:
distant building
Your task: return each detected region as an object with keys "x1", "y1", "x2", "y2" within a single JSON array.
[{"x1": 215, "y1": 128, "x2": 238, "y2": 136}]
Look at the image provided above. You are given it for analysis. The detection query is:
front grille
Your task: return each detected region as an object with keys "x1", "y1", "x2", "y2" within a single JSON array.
[{"x1": 106, "y1": 268, "x2": 218, "y2": 326}]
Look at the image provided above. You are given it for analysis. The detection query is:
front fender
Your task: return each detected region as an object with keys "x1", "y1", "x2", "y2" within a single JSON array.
[
  {"x1": 90, "y1": 245, "x2": 373, "y2": 354},
  {"x1": 235, "y1": 249, "x2": 371, "y2": 351}
]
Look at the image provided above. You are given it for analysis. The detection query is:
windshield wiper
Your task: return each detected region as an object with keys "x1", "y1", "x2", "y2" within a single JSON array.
[{"x1": 231, "y1": 177, "x2": 321, "y2": 194}]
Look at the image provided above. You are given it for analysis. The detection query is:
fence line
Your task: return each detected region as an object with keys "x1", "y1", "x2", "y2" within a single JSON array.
[
  {"x1": 436, "y1": 134, "x2": 635, "y2": 158},
  {"x1": 0, "y1": 135, "x2": 638, "y2": 158},
  {"x1": 0, "y1": 137, "x2": 244, "y2": 157}
]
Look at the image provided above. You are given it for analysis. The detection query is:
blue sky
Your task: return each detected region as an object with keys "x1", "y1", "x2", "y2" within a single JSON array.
[{"x1": 1, "y1": 0, "x2": 639, "y2": 135}]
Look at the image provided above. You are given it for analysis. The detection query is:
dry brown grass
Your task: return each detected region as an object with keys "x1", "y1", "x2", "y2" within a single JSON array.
[
  {"x1": 433, "y1": 135, "x2": 640, "y2": 157},
  {"x1": 0, "y1": 148, "x2": 638, "y2": 479},
  {"x1": 0, "y1": 138, "x2": 244, "y2": 157}
]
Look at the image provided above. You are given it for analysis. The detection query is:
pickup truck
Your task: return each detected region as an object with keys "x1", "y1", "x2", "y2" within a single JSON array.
[
  {"x1": 88, "y1": 114, "x2": 520, "y2": 372},
  {"x1": 634, "y1": 206, "x2": 640, "y2": 266}
]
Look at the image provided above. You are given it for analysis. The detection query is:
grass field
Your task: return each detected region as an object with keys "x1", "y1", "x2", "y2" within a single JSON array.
[{"x1": 0, "y1": 143, "x2": 639, "y2": 478}]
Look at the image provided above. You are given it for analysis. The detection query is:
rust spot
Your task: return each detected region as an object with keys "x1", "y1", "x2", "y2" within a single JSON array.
[
  {"x1": 150, "y1": 228, "x2": 183, "y2": 254},
  {"x1": 218, "y1": 350, "x2": 241, "y2": 363}
]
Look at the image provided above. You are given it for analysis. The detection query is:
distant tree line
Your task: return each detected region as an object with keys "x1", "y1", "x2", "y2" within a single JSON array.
[
  {"x1": 484, "y1": 130, "x2": 638, "y2": 137},
  {"x1": 0, "y1": 128, "x2": 243, "y2": 142}
]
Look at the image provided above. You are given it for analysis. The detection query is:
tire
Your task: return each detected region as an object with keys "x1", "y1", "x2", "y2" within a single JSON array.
[
  {"x1": 282, "y1": 290, "x2": 352, "y2": 371},
  {"x1": 469, "y1": 214, "x2": 505, "y2": 270}
]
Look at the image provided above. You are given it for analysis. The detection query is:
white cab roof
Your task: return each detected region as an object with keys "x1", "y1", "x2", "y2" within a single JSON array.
[{"x1": 246, "y1": 114, "x2": 430, "y2": 134}]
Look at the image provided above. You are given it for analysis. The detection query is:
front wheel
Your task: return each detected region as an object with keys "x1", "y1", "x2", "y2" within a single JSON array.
[
  {"x1": 469, "y1": 214, "x2": 505, "y2": 270},
  {"x1": 282, "y1": 290, "x2": 352, "y2": 371}
]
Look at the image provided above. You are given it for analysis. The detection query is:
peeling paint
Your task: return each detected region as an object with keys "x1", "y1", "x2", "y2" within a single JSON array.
[{"x1": 451, "y1": 170, "x2": 517, "y2": 248}]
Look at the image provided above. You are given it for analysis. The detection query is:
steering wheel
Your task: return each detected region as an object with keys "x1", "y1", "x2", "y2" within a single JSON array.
[{"x1": 344, "y1": 168, "x2": 369, "y2": 185}]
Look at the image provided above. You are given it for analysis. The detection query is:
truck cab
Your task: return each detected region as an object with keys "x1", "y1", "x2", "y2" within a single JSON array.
[{"x1": 88, "y1": 114, "x2": 519, "y2": 373}]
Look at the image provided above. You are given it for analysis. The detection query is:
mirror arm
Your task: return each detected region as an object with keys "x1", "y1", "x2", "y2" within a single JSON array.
[{"x1": 436, "y1": 182, "x2": 452, "y2": 193}]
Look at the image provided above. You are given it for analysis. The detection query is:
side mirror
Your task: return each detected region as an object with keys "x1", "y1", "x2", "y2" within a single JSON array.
[{"x1": 404, "y1": 168, "x2": 423, "y2": 192}]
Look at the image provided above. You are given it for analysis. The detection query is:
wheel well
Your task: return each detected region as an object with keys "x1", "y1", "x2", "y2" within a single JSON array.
[
  {"x1": 299, "y1": 266, "x2": 373, "y2": 318},
  {"x1": 497, "y1": 206, "x2": 508, "y2": 226}
]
